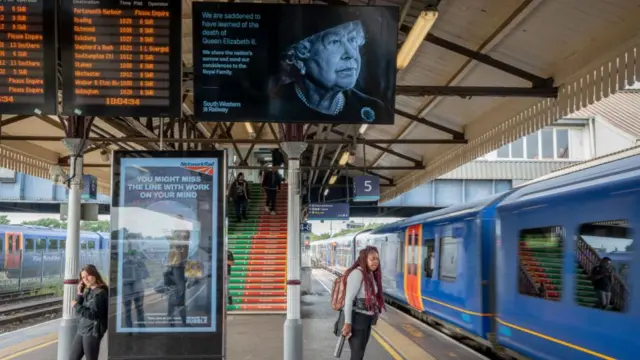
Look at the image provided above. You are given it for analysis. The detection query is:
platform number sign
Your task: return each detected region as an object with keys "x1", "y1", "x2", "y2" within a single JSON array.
[
  {"x1": 300, "y1": 222, "x2": 312, "y2": 233},
  {"x1": 353, "y1": 176, "x2": 380, "y2": 202}
]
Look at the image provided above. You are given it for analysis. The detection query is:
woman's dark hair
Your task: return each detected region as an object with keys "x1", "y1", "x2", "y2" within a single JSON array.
[
  {"x1": 343, "y1": 246, "x2": 385, "y2": 313},
  {"x1": 237, "y1": 172, "x2": 244, "y2": 178},
  {"x1": 80, "y1": 264, "x2": 107, "y2": 289}
]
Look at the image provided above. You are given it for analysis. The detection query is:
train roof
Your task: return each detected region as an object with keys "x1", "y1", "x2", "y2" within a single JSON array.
[
  {"x1": 371, "y1": 192, "x2": 505, "y2": 234},
  {"x1": 499, "y1": 145, "x2": 640, "y2": 207},
  {"x1": 0, "y1": 224, "x2": 104, "y2": 239},
  {"x1": 311, "y1": 229, "x2": 374, "y2": 245}
]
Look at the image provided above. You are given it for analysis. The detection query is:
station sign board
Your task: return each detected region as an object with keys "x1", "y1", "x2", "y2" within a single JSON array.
[
  {"x1": 353, "y1": 175, "x2": 380, "y2": 202},
  {"x1": 0, "y1": 0, "x2": 58, "y2": 114},
  {"x1": 192, "y1": 3, "x2": 398, "y2": 124},
  {"x1": 300, "y1": 222, "x2": 311, "y2": 233},
  {"x1": 308, "y1": 203, "x2": 349, "y2": 221},
  {"x1": 82, "y1": 174, "x2": 97, "y2": 200},
  {"x1": 59, "y1": 0, "x2": 183, "y2": 117},
  {"x1": 109, "y1": 150, "x2": 226, "y2": 360}
]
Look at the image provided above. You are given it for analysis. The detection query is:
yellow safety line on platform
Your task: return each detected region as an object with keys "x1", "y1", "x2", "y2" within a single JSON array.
[
  {"x1": 374, "y1": 319, "x2": 436, "y2": 360},
  {"x1": 0, "y1": 339, "x2": 57, "y2": 360},
  {"x1": 371, "y1": 330, "x2": 404, "y2": 360}
]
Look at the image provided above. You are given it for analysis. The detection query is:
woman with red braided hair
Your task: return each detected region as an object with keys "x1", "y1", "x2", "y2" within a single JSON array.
[{"x1": 341, "y1": 246, "x2": 386, "y2": 360}]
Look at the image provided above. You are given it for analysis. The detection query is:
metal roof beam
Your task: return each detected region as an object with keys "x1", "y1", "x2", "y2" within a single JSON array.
[
  {"x1": 0, "y1": 135, "x2": 467, "y2": 145},
  {"x1": 396, "y1": 85, "x2": 558, "y2": 98},
  {"x1": 80, "y1": 164, "x2": 421, "y2": 171},
  {"x1": 394, "y1": 109, "x2": 464, "y2": 139}
]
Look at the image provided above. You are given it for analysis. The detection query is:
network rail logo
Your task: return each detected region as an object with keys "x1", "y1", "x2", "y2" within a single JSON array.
[{"x1": 181, "y1": 161, "x2": 215, "y2": 175}]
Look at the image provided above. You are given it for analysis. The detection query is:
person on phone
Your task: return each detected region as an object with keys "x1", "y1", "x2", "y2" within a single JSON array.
[
  {"x1": 70, "y1": 264, "x2": 109, "y2": 360},
  {"x1": 341, "y1": 246, "x2": 385, "y2": 360}
]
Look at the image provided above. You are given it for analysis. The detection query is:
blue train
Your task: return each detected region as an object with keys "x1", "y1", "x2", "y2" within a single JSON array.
[
  {"x1": 0, "y1": 225, "x2": 110, "y2": 279},
  {"x1": 311, "y1": 146, "x2": 639, "y2": 360}
]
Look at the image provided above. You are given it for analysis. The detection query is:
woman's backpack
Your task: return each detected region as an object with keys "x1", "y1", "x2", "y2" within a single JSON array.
[
  {"x1": 330, "y1": 275, "x2": 348, "y2": 311},
  {"x1": 330, "y1": 269, "x2": 363, "y2": 311}
]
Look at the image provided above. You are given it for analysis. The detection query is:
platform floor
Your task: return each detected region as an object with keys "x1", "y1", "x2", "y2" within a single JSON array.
[
  {"x1": 0, "y1": 272, "x2": 487, "y2": 360},
  {"x1": 0, "y1": 277, "x2": 394, "y2": 360}
]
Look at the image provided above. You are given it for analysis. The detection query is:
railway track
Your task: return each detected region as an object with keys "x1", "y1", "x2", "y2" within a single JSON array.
[
  {"x1": 0, "y1": 296, "x2": 63, "y2": 326},
  {"x1": 315, "y1": 267, "x2": 502, "y2": 360}
]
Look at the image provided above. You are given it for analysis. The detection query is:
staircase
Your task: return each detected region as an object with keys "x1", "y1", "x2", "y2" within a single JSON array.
[
  {"x1": 519, "y1": 235, "x2": 563, "y2": 301},
  {"x1": 227, "y1": 182, "x2": 288, "y2": 314}
]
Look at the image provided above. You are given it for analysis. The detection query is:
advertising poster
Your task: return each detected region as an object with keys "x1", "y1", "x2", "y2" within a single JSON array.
[
  {"x1": 115, "y1": 157, "x2": 220, "y2": 333},
  {"x1": 192, "y1": 3, "x2": 398, "y2": 124}
]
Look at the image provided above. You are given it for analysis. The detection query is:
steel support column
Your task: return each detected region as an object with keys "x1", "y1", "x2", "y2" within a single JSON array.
[
  {"x1": 58, "y1": 117, "x2": 92, "y2": 360},
  {"x1": 280, "y1": 124, "x2": 307, "y2": 360}
]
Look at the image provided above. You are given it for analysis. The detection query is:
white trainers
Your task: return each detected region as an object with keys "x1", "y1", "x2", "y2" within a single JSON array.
[
  {"x1": 264, "y1": 206, "x2": 269, "y2": 213},
  {"x1": 270, "y1": 211, "x2": 276, "y2": 216}
]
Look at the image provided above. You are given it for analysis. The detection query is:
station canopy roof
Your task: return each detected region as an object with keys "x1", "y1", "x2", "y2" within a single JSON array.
[{"x1": 1, "y1": 0, "x2": 639, "y2": 202}]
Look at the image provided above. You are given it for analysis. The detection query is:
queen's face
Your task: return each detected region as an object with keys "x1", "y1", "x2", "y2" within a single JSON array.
[{"x1": 304, "y1": 22, "x2": 363, "y2": 92}]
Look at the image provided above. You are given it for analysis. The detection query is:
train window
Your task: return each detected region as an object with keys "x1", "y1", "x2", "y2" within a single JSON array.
[
  {"x1": 439, "y1": 236, "x2": 458, "y2": 281},
  {"x1": 36, "y1": 239, "x2": 46, "y2": 251},
  {"x1": 423, "y1": 239, "x2": 435, "y2": 279},
  {"x1": 24, "y1": 237, "x2": 36, "y2": 252},
  {"x1": 87, "y1": 241, "x2": 96, "y2": 250},
  {"x1": 47, "y1": 239, "x2": 59, "y2": 251},
  {"x1": 60, "y1": 239, "x2": 66, "y2": 251},
  {"x1": 518, "y1": 226, "x2": 564, "y2": 301},
  {"x1": 575, "y1": 220, "x2": 632, "y2": 312}
]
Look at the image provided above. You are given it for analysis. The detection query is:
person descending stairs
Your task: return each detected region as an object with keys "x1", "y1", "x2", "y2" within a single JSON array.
[{"x1": 227, "y1": 182, "x2": 288, "y2": 313}]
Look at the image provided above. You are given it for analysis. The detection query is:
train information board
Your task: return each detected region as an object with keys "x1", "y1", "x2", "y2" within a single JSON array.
[
  {"x1": 0, "y1": 0, "x2": 57, "y2": 115},
  {"x1": 59, "y1": 0, "x2": 182, "y2": 117}
]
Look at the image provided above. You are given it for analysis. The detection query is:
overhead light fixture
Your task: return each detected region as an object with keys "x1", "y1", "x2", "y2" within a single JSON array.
[
  {"x1": 244, "y1": 122, "x2": 255, "y2": 138},
  {"x1": 329, "y1": 175, "x2": 337, "y2": 184},
  {"x1": 358, "y1": 124, "x2": 369, "y2": 134},
  {"x1": 397, "y1": 9, "x2": 439, "y2": 70},
  {"x1": 323, "y1": 189, "x2": 329, "y2": 196},
  {"x1": 100, "y1": 149, "x2": 110, "y2": 162},
  {"x1": 338, "y1": 151, "x2": 350, "y2": 166}
]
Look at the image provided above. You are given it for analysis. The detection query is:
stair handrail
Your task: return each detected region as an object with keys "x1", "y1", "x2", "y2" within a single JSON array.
[
  {"x1": 519, "y1": 262, "x2": 542, "y2": 297},
  {"x1": 576, "y1": 236, "x2": 628, "y2": 310}
]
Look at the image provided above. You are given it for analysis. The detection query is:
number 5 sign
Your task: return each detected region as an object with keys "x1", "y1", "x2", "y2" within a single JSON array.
[{"x1": 353, "y1": 176, "x2": 380, "y2": 202}]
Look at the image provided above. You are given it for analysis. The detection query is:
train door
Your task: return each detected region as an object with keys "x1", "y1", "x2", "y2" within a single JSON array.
[
  {"x1": 4, "y1": 232, "x2": 23, "y2": 269},
  {"x1": 404, "y1": 224, "x2": 424, "y2": 311},
  {"x1": 420, "y1": 227, "x2": 436, "y2": 289}
]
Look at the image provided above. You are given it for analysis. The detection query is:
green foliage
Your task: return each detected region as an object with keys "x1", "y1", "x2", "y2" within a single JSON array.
[
  {"x1": 310, "y1": 222, "x2": 384, "y2": 241},
  {"x1": 0, "y1": 215, "x2": 9, "y2": 225},
  {"x1": 20, "y1": 218, "x2": 109, "y2": 232}
]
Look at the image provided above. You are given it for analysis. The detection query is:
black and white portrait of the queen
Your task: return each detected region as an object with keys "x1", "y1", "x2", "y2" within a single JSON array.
[{"x1": 268, "y1": 8, "x2": 396, "y2": 124}]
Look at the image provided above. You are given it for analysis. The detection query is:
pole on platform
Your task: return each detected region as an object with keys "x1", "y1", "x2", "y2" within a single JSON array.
[
  {"x1": 281, "y1": 124, "x2": 307, "y2": 360},
  {"x1": 58, "y1": 122, "x2": 91, "y2": 360}
]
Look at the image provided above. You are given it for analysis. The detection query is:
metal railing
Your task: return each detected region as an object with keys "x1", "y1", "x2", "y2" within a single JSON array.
[
  {"x1": 518, "y1": 263, "x2": 542, "y2": 298},
  {"x1": 0, "y1": 250, "x2": 110, "y2": 293}
]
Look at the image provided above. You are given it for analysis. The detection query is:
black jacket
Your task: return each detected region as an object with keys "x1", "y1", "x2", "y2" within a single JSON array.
[
  {"x1": 74, "y1": 286, "x2": 109, "y2": 337},
  {"x1": 228, "y1": 180, "x2": 251, "y2": 201},
  {"x1": 262, "y1": 171, "x2": 282, "y2": 190}
]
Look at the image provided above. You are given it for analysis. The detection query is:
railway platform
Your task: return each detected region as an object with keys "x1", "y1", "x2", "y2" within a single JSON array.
[{"x1": 0, "y1": 273, "x2": 486, "y2": 360}]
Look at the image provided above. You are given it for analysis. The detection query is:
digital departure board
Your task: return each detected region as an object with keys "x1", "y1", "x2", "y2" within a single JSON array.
[
  {"x1": 59, "y1": 0, "x2": 182, "y2": 117},
  {"x1": 0, "y1": 0, "x2": 57, "y2": 115}
]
